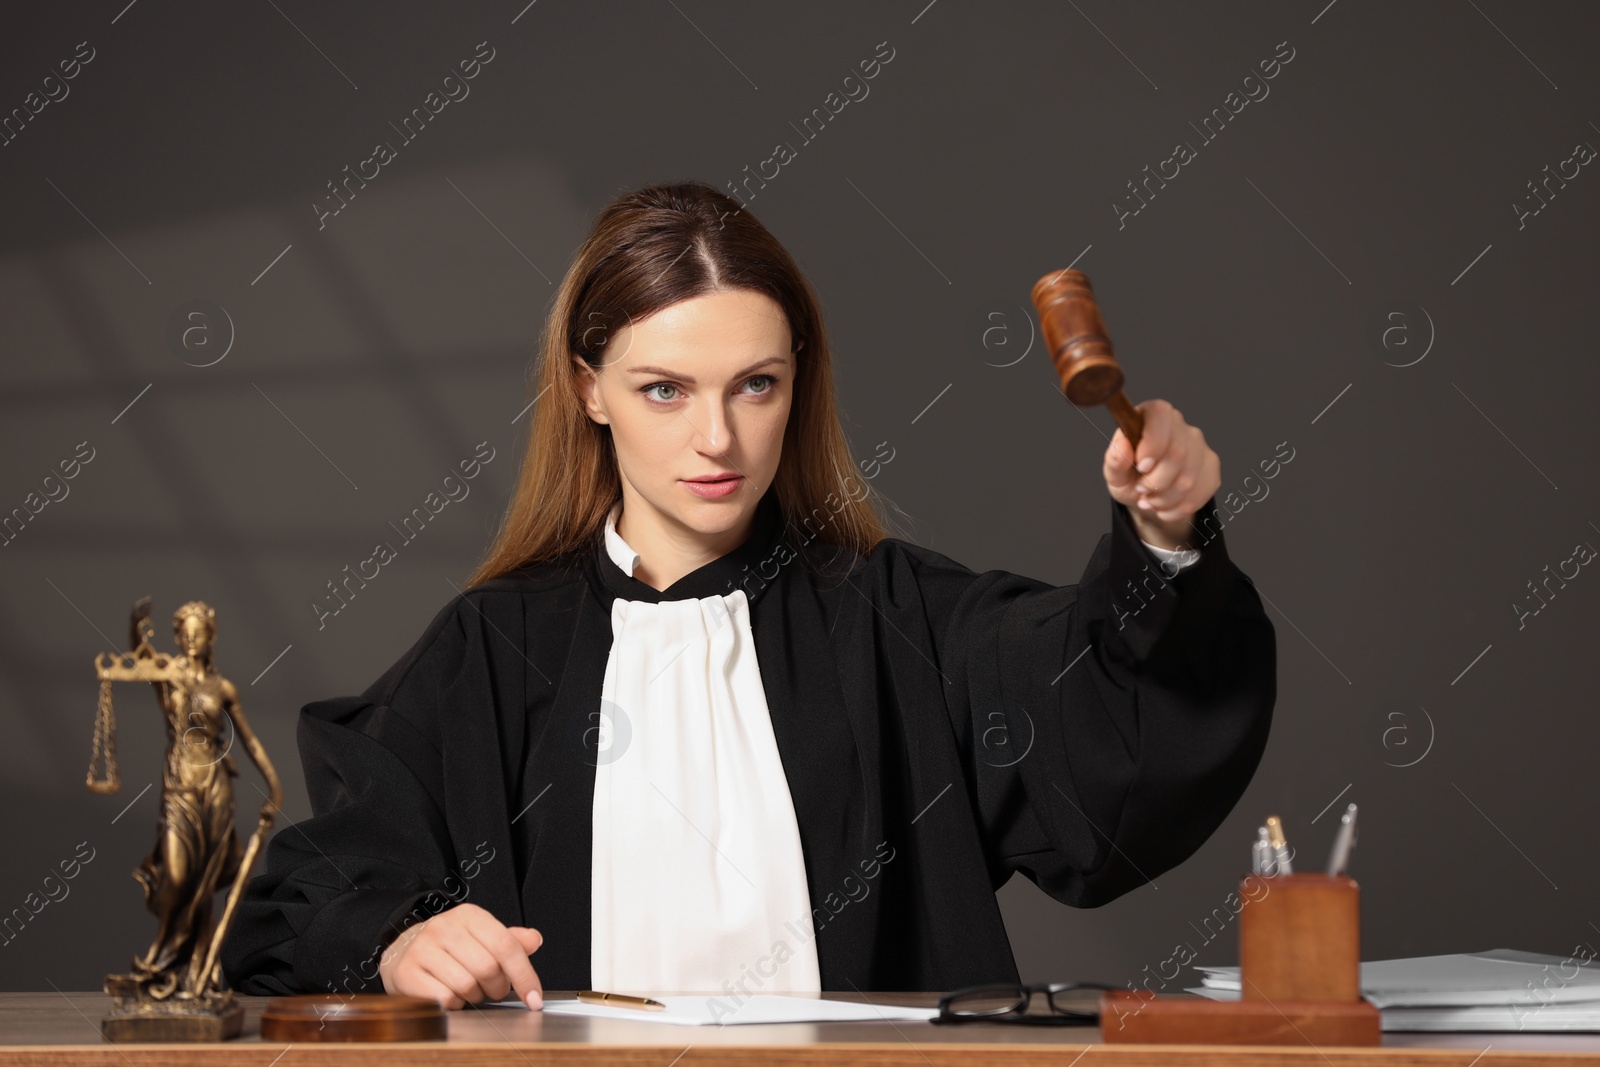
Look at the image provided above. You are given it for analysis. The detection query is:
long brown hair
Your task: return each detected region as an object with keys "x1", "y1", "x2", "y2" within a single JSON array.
[{"x1": 467, "y1": 181, "x2": 889, "y2": 587}]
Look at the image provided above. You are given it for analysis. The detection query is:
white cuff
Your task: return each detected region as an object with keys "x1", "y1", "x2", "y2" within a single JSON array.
[{"x1": 1140, "y1": 538, "x2": 1202, "y2": 574}]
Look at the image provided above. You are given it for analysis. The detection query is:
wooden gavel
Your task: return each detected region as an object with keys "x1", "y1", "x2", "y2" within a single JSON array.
[{"x1": 1030, "y1": 269, "x2": 1144, "y2": 449}]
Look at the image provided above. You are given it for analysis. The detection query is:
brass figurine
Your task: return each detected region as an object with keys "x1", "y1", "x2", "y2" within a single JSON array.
[{"x1": 88, "y1": 597, "x2": 282, "y2": 1042}]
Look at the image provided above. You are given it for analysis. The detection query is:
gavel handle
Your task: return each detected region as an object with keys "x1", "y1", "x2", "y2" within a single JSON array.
[{"x1": 1106, "y1": 390, "x2": 1144, "y2": 451}]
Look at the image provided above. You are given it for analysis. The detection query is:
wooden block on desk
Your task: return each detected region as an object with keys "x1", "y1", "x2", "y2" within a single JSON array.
[
  {"x1": 259, "y1": 994, "x2": 447, "y2": 1042},
  {"x1": 1100, "y1": 991, "x2": 1382, "y2": 1046}
]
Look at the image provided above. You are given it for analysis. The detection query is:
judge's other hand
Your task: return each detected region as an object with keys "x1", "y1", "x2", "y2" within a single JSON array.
[
  {"x1": 378, "y1": 902, "x2": 545, "y2": 1010},
  {"x1": 1103, "y1": 398, "x2": 1221, "y2": 550}
]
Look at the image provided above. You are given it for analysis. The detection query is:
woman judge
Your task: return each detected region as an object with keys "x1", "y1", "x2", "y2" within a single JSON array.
[{"x1": 223, "y1": 181, "x2": 1275, "y2": 1009}]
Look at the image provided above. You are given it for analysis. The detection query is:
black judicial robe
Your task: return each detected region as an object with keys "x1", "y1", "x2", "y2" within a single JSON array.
[{"x1": 222, "y1": 486, "x2": 1275, "y2": 995}]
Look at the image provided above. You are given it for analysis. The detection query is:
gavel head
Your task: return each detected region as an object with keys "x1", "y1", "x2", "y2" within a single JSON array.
[{"x1": 1030, "y1": 270, "x2": 1124, "y2": 406}]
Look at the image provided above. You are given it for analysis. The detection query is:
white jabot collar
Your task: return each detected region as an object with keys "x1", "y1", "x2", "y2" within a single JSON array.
[
  {"x1": 602, "y1": 502, "x2": 641, "y2": 577},
  {"x1": 590, "y1": 523, "x2": 821, "y2": 993}
]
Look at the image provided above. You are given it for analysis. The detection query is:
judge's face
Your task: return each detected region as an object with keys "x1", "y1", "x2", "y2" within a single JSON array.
[{"x1": 575, "y1": 288, "x2": 793, "y2": 544}]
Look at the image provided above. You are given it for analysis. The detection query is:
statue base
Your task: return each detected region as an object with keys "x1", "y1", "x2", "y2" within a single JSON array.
[{"x1": 101, "y1": 974, "x2": 244, "y2": 1043}]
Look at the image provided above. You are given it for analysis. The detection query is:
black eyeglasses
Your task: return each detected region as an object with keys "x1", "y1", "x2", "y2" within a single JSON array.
[{"x1": 932, "y1": 982, "x2": 1113, "y2": 1026}]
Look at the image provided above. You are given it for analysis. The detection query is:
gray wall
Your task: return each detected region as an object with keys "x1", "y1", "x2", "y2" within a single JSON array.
[{"x1": 3, "y1": 0, "x2": 1596, "y2": 994}]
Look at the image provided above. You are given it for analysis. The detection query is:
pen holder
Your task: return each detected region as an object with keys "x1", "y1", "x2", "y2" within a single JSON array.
[
  {"x1": 1239, "y1": 873, "x2": 1361, "y2": 1002},
  {"x1": 1100, "y1": 873, "x2": 1380, "y2": 1046}
]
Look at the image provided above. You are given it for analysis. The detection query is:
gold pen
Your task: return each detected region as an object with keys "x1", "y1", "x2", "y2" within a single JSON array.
[
  {"x1": 578, "y1": 990, "x2": 667, "y2": 1011},
  {"x1": 1265, "y1": 814, "x2": 1294, "y2": 875}
]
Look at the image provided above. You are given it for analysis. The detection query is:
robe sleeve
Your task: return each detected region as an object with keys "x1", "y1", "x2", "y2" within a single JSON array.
[
  {"x1": 222, "y1": 595, "x2": 477, "y2": 995},
  {"x1": 895, "y1": 493, "x2": 1275, "y2": 907}
]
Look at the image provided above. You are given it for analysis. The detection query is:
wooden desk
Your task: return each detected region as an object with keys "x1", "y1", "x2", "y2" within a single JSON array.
[{"x1": 6, "y1": 992, "x2": 1600, "y2": 1066}]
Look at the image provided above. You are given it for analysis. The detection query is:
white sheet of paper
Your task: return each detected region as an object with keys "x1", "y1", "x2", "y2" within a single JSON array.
[{"x1": 495, "y1": 995, "x2": 939, "y2": 1026}]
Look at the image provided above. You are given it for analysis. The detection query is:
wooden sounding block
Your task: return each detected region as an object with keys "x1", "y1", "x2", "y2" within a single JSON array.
[
  {"x1": 259, "y1": 994, "x2": 447, "y2": 1042},
  {"x1": 1101, "y1": 873, "x2": 1381, "y2": 1046}
]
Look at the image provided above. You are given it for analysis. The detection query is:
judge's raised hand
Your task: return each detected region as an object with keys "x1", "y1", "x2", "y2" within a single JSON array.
[
  {"x1": 1102, "y1": 398, "x2": 1221, "y2": 551},
  {"x1": 378, "y1": 902, "x2": 545, "y2": 1010}
]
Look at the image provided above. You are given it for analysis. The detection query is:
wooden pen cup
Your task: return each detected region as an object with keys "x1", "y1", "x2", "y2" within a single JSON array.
[
  {"x1": 1240, "y1": 873, "x2": 1362, "y2": 1002},
  {"x1": 1101, "y1": 873, "x2": 1380, "y2": 1046}
]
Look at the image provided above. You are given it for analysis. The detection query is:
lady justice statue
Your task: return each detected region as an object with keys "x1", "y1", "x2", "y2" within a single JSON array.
[{"x1": 87, "y1": 597, "x2": 282, "y2": 1041}]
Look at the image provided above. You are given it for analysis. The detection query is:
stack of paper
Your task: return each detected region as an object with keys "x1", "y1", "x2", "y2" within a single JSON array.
[{"x1": 1188, "y1": 949, "x2": 1600, "y2": 1031}]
